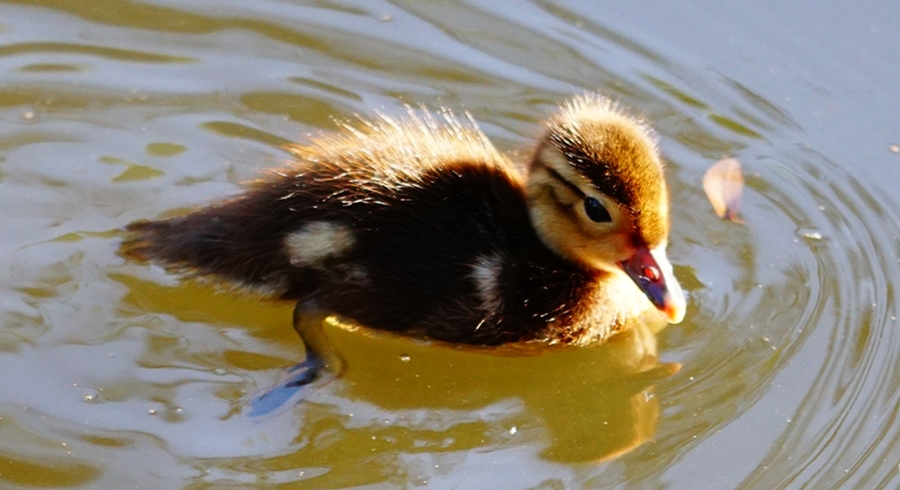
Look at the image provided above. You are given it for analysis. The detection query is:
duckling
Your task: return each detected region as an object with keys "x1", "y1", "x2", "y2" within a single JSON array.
[{"x1": 124, "y1": 94, "x2": 685, "y2": 382}]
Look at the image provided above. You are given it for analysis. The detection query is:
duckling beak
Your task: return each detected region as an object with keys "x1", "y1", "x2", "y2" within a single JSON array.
[{"x1": 619, "y1": 246, "x2": 686, "y2": 324}]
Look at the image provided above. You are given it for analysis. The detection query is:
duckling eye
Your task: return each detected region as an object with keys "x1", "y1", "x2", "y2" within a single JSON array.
[{"x1": 583, "y1": 197, "x2": 612, "y2": 223}]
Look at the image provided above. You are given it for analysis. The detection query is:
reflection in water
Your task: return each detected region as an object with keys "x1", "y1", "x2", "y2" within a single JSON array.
[
  {"x1": 729, "y1": 151, "x2": 900, "y2": 489},
  {"x1": 219, "y1": 321, "x2": 676, "y2": 485},
  {"x1": 320, "y1": 317, "x2": 674, "y2": 465},
  {"x1": 124, "y1": 275, "x2": 675, "y2": 469},
  {"x1": 0, "y1": 416, "x2": 101, "y2": 488},
  {"x1": 11, "y1": 273, "x2": 678, "y2": 487}
]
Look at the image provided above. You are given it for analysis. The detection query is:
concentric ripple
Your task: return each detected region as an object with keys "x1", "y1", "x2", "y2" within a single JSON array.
[
  {"x1": 734, "y1": 150, "x2": 900, "y2": 489},
  {"x1": 634, "y1": 135, "x2": 900, "y2": 489}
]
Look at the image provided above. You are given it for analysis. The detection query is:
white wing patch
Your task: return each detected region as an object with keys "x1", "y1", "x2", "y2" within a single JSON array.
[
  {"x1": 285, "y1": 221, "x2": 355, "y2": 266},
  {"x1": 472, "y1": 254, "x2": 503, "y2": 313}
]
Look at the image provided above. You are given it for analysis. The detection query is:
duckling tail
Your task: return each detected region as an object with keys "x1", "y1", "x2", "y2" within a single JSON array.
[{"x1": 121, "y1": 199, "x2": 295, "y2": 296}]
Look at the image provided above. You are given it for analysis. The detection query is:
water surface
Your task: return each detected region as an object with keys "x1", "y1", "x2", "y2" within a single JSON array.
[{"x1": 1, "y1": 0, "x2": 899, "y2": 488}]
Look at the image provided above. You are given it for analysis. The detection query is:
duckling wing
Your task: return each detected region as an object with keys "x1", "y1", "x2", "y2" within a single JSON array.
[{"x1": 278, "y1": 161, "x2": 539, "y2": 337}]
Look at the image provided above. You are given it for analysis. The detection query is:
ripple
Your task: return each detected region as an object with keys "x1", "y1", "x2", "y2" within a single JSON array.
[{"x1": 652, "y1": 141, "x2": 900, "y2": 487}]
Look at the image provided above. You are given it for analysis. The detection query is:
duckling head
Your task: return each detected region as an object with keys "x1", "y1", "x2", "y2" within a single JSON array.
[{"x1": 526, "y1": 94, "x2": 686, "y2": 324}]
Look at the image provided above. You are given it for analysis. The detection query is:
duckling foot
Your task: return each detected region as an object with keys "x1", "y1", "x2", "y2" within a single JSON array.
[
  {"x1": 247, "y1": 303, "x2": 345, "y2": 417},
  {"x1": 247, "y1": 352, "x2": 326, "y2": 417}
]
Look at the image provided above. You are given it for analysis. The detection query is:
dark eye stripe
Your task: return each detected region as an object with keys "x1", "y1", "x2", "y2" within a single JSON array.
[
  {"x1": 537, "y1": 160, "x2": 613, "y2": 223},
  {"x1": 535, "y1": 160, "x2": 586, "y2": 199},
  {"x1": 549, "y1": 136, "x2": 633, "y2": 208}
]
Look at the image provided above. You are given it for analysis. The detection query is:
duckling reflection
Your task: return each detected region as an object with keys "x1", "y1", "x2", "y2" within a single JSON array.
[
  {"x1": 123, "y1": 94, "x2": 686, "y2": 390},
  {"x1": 117, "y1": 274, "x2": 676, "y2": 465},
  {"x1": 287, "y1": 314, "x2": 675, "y2": 465}
]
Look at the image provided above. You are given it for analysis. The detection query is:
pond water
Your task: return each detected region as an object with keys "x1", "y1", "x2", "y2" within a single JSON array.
[{"x1": 1, "y1": 0, "x2": 899, "y2": 488}]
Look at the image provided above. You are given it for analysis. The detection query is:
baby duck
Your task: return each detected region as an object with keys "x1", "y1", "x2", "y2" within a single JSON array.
[{"x1": 124, "y1": 94, "x2": 685, "y2": 377}]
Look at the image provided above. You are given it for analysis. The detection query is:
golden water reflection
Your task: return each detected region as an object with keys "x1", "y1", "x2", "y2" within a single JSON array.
[{"x1": 122, "y1": 275, "x2": 676, "y2": 470}]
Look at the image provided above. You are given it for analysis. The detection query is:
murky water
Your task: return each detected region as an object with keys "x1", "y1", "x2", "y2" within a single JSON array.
[{"x1": 1, "y1": 0, "x2": 899, "y2": 488}]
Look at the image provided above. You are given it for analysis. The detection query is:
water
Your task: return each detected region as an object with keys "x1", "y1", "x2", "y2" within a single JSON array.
[{"x1": 1, "y1": 0, "x2": 899, "y2": 488}]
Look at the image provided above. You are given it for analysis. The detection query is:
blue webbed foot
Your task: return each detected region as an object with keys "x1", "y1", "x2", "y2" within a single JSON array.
[{"x1": 247, "y1": 351, "x2": 325, "y2": 417}]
